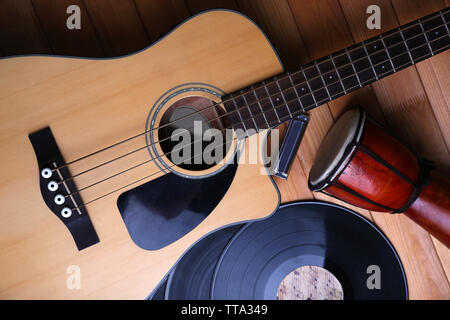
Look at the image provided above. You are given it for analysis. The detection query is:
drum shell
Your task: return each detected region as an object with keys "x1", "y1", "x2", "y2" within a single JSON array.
[{"x1": 323, "y1": 120, "x2": 421, "y2": 212}]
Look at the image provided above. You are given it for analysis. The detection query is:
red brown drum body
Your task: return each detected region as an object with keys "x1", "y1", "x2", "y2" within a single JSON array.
[{"x1": 309, "y1": 107, "x2": 450, "y2": 248}]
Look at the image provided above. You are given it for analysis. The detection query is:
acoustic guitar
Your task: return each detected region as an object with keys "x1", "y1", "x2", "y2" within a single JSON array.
[{"x1": 0, "y1": 8, "x2": 448, "y2": 299}]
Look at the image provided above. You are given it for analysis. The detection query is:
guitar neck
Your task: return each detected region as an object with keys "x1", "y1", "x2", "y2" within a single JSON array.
[{"x1": 224, "y1": 8, "x2": 450, "y2": 135}]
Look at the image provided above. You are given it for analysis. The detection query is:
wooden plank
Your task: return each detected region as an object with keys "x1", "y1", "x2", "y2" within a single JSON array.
[
  {"x1": 285, "y1": 0, "x2": 375, "y2": 219},
  {"x1": 134, "y1": 0, "x2": 190, "y2": 42},
  {"x1": 223, "y1": 0, "x2": 314, "y2": 204},
  {"x1": 31, "y1": 0, "x2": 104, "y2": 57},
  {"x1": 185, "y1": 0, "x2": 240, "y2": 14},
  {"x1": 237, "y1": 0, "x2": 309, "y2": 69},
  {"x1": 236, "y1": 1, "x2": 373, "y2": 221},
  {"x1": 0, "y1": 0, "x2": 50, "y2": 56},
  {"x1": 83, "y1": 0, "x2": 150, "y2": 57},
  {"x1": 339, "y1": 0, "x2": 450, "y2": 299},
  {"x1": 287, "y1": 0, "x2": 386, "y2": 122},
  {"x1": 285, "y1": 0, "x2": 382, "y2": 223},
  {"x1": 390, "y1": 0, "x2": 450, "y2": 284},
  {"x1": 388, "y1": 0, "x2": 449, "y2": 164}
]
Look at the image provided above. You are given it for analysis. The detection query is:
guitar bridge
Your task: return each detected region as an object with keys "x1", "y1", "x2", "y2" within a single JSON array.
[{"x1": 29, "y1": 127, "x2": 99, "y2": 251}]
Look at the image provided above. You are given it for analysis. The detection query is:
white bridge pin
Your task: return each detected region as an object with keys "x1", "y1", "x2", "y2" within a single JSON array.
[
  {"x1": 54, "y1": 194, "x2": 65, "y2": 205},
  {"x1": 61, "y1": 207, "x2": 72, "y2": 218},
  {"x1": 47, "y1": 181, "x2": 59, "y2": 192},
  {"x1": 41, "y1": 168, "x2": 52, "y2": 179}
]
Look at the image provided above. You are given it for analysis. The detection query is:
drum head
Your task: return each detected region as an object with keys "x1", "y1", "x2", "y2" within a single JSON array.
[{"x1": 309, "y1": 107, "x2": 365, "y2": 190}]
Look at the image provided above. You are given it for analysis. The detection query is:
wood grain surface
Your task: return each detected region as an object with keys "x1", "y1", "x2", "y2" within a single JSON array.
[{"x1": 0, "y1": 0, "x2": 448, "y2": 299}]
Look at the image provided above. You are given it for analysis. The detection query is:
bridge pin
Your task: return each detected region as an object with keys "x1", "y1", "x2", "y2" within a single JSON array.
[
  {"x1": 61, "y1": 207, "x2": 72, "y2": 218},
  {"x1": 54, "y1": 194, "x2": 65, "y2": 205},
  {"x1": 41, "y1": 168, "x2": 52, "y2": 179},
  {"x1": 47, "y1": 181, "x2": 58, "y2": 192}
]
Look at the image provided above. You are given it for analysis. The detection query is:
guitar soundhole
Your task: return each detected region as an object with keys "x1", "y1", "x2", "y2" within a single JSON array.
[{"x1": 158, "y1": 96, "x2": 231, "y2": 171}]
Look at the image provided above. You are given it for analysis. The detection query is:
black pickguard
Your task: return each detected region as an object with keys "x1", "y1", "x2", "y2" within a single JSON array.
[{"x1": 117, "y1": 160, "x2": 238, "y2": 250}]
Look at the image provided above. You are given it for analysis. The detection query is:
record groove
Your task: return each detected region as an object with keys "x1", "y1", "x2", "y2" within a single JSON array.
[
  {"x1": 151, "y1": 201, "x2": 407, "y2": 300},
  {"x1": 211, "y1": 201, "x2": 407, "y2": 300}
]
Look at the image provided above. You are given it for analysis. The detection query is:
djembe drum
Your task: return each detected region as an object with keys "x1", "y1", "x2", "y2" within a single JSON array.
[{"x1": 308, "y1": 107, "x2": 450, "y2": 248}]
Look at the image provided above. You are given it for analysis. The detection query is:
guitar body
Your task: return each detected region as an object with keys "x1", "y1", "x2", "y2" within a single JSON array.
[{"x1": 0, "y1": 10, "x2": 282, "y2": 299}]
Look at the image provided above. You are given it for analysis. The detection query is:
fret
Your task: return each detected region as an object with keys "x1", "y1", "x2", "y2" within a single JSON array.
[
  {"x1": 379, "y1": 36, "x2": 396, "y2": 72},
  {"x1": 231, "y1": 95, "x2": 254, "y2": 134},
  {"x1": 316, "y1": 57, "x2": 345, "y2": 99},
  {"x1": 288, "y1": 73, "x2": 306, "y2": 113},
  {"x1": 265, "y1": 81, "x2": 290, "y2": 121},
  {"x1": 253, "y1": 85, "x2": 280, "y2": 126},
  {"x1": 442, "y1": 10, "x2": 450, "y2": 29},
  {"x1": 250, "y1": 87, "x2": 270, "y2": 129},
  {"x1": 443, "y1": 9, "x2": 450, "y2": 24},
  {"x1": 384, "y1": 30, "x2": 411, "y2": 70},
  {"x1": 306, "y1": 62, "x2": 331, "y2": 104},
  {"x1": 314, "y1": 60, "x2": 332, "y2": 100},
  {"x1": 427, "y1": 17, "x2": 450, "y2": 55},
  {"x1": 278, "y1": 74, "x2": 304, "y2": 116},
  {"x1": 437, "y1": 11, "x2": 450, "y2": 54},
  {"x1": 275, "y1": 77, "x2": 293, "y2": 118},
  {"x1": 263, "y1": 82, "x2": 281, "y2": 123},
  {"x1": 348, "y1": 45, "x2": 376, "y2": 84},
  {"x1": 331, "y1": 50, "x2": 360, "y2": 91},
  {"x1": 222, "y1": 98, "x2": 246, "y2": 135},
  {"x1": 365, "y1": 39, "x2": 394, "y2": 77},
  {"x1": 301, "y1": 64, "x2": 329, "y2": 105},
  {"x1": 236, "y1": 92, "x2": 258, "y2": 132},
  {"x1": 398, "y1": 28, "x2": 414, "y2": 65},
  {"x1": 404, "y1": 24, "x2": 432, "y2": 61},
  {"x1": 290, "y1": 71, "x2": 316, "y2": 109},
  {"x1": 344, "y1": 48, "x2": 362, "y2": 88},
  {"x1": 237, "y1": 93, "x2": 259, "y2": 132},
  {"x1": 429, "y1": 32, "x2": 450, "y2": 54},
  {"x1": 329, "y1": 54, "x2": 346, "y2": 94},
  {"x1": 299, "y1": 67, "x2": 317, "y2": 107},
  {"x1": 240, "y1": 90, "x2": 260, "y2": 131},
  {"x1": 419, "y1": 19, "x2": 434, "y2": 56},
  {"x1": 361, "y1": 41, "x2": 378, "y2": 80}
]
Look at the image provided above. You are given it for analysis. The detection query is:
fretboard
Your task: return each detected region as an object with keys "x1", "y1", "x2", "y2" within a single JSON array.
[{"x1": 223, "y1": 8, "x2": 450, "y2": 137}]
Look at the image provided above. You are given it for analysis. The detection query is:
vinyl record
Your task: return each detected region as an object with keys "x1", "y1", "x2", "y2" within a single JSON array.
[
  {"x1": 211, "y1": 201, "x2": 408, "y2": 300},
  {"x1": 165, "y1": 224, "x2": 243, "y2": 299},
  {"x1": 148, "y1": 278, "x2": 167, "y2": 300}
]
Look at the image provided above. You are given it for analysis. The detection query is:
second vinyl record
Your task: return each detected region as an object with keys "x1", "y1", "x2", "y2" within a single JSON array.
[{"x1": 211, "y1": 201, "x2": 408, "y2": 300}]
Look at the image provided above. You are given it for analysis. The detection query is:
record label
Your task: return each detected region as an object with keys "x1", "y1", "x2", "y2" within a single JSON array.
[{"x1": 277, "y1": 265, "x2": 344, "y2": 300}]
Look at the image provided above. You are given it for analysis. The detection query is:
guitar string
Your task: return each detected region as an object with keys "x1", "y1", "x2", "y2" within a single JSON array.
[
  {"x1": 54, "y1": 16, "x2": 449, "y2": 174},
  {"x1": 50, "y1": 10, "x2": 448, "y2": 172},
  {"x1": 59, "y1": 33, "x2": 450, "y2": 189},
  {"x1": 56, "y1": 23, "x2": 449, "y2": 186},
  {"x1": 60, "y1": 43, "x2": 449, "y2": 210}
]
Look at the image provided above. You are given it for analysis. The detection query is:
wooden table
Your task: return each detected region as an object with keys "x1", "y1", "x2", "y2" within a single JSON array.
[{"x1": 0, "y1": 0, "x2": 448, "y2": 299}]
